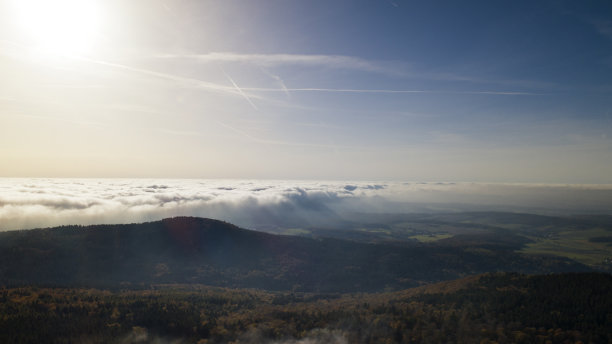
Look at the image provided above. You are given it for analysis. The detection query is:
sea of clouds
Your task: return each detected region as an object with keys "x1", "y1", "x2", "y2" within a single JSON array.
[{"x1": 1, "y1": 178, "x2": 612, "y2": 231}]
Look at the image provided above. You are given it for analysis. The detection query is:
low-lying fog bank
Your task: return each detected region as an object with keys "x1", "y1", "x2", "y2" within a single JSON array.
[{"x1": 1, "y1": 178, "x2": 612, "y2": 230}]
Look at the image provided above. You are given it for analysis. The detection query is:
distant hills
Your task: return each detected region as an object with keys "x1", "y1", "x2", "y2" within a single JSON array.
[{"x1": 0, "y1": 217, "x2": 591, "y2": 292}]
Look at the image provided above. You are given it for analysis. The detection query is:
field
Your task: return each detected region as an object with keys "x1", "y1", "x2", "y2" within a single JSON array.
[
  {"x1": 270, "y1": 212, "x2": 612, "y2": 271},
  {"x1": 521, "y1": 228, "x2": 612, "y2": 267}
]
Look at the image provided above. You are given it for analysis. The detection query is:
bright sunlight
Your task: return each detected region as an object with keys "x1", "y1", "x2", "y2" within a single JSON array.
[{"x1": 9, "y1": 0, "x2": 103, "y2": 56}]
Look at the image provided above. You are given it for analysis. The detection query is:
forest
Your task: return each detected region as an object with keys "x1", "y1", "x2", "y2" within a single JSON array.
[
  {"x1": 1, "y1": 273, "x2": 610, "y2": 343},
  {"x1": 1, "y1": 216, "x2": 611, "y2": 343}
]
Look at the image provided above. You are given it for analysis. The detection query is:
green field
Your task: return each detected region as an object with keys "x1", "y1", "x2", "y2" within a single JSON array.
[
  {"x1": 263, "y1": 212, "x2": 612, "y2": 271},
  {"x1": 521, "y1": 228, "x2": 612, "y2": 267},
  {"x1": 408, "y1": 233, "x2": 453, "y2": 242},
  {"x1": 281, "y1": 228, "x2": 311, "y2": 235}
]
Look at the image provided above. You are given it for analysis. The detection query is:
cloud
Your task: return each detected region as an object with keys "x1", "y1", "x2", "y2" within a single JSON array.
[
  {"x1": 1, "y1": 179, "x2": 612, "y2": 231},
  {"x1": 237, "y1": 327, "x2": 347, "y2": 344},
  {"x1": 155, "y1": 52, "x2": 385, "y2": 73},
  {"x1": 104, "y1": 326, "x2": 346, "y2": 344},
  {"x1": 4, "y1": 44, "x2": 280, "y2": 118},
  {"x1": 152, "y1": 52, "x2": 545, "y2": 93},
  {"x1": 344, "y1": 185, "x2": 358, "y2": 191},
  {"x1": 78, "y1": 56, "x2": 250, "y2": 97},
  {"x1": 115, "y1": 326, "x2": 188, "y2": 344},
  {"x1": 1, "y1": 40, "x2": 261, "y2": 101},
  {"x1": 241, "y1": 87, "x2": 540, "y2": 96}
]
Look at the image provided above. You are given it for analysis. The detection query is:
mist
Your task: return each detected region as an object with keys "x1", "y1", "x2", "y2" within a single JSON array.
[{"x1": 1, "y1": 178, "x2": 612, "y2": 231}]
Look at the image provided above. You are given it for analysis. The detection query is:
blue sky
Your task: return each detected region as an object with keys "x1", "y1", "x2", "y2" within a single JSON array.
[{"x1": 1, "y1": 0, "x2": 611, "y2": 182}]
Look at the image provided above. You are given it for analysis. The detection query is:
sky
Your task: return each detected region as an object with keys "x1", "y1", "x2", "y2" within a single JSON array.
[{"x1": 1, "y1": 0, "x2": 612, "y2": 182}]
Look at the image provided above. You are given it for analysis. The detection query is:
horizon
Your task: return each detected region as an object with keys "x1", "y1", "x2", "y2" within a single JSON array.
[
  {"x1": 2, "y1": 177, "x2": 612, "y2": 231},
  {"x1": 5, "y1": 175, "x2": 612, "y2": 184}
]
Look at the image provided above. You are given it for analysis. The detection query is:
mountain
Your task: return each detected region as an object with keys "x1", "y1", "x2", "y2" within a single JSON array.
[{"x1": 0, "y1": 217, "x2": 590, "y2": 292}]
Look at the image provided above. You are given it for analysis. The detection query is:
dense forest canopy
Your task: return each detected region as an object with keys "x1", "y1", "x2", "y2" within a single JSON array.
[{"x1": 1, "y1": 273, "x2": 610, "y2": 343}]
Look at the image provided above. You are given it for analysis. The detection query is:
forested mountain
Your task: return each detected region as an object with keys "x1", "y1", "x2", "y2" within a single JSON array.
[
  {"x1": 0, "y1": 217, "x2": 589, "y2": 292},
  {"x1": 1, "y1": 272, "x2": 610, "y2": 343}
]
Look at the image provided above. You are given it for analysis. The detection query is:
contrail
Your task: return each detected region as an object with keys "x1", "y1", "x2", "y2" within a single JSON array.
[
  {"x1": 222, "y1": 70, "x2": 259, "y2": 110},
  {"x1": 80, "y1": 57, "x2": 239, "y2": 95},
  {"x1": 260, "y1": 67, "x2": 291, "y2": 98},
  {"x1": 1, "y1": 39, "x2": 264, "y2": 100},
  {"x1": 155, "y1": 52, "x2": 382, "y2": 73},
  {"x1": 1, "y1": 41, "x2": 539, "y2": 98},
  {"x1": 241, "y1": 87, "x2": 541, "y2": 95}
]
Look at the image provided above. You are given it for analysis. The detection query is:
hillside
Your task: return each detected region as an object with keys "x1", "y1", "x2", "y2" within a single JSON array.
[
  {"x1": 0, "y1": 217, "x2": 590, "y2": 292},
  {"x1": 1, "y1": 272, "x2": 610, "y2": 343}
]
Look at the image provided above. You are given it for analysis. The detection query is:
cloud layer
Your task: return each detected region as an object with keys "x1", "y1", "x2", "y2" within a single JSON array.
[{"x1": 1, "y1": 178, "x2": 612, "y2": 231}]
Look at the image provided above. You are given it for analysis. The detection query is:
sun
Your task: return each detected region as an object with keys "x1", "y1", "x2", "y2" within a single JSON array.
[{"x1": 9, "y1": 0, "x2": 103, "y2": 57}]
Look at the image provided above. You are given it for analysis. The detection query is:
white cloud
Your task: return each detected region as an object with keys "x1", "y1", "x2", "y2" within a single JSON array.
[
  {"x1": 1, "y1": 179, "x2": 612, "y2": 231},
  {"x1": 155, "y1": 52, "x2": 385, "y2": 73},
  {"x1": 240, "y1": 87, "x2": 539, "y2": 96},
  {"x1": 152, "y1": 52, "x2": 544, "y2": 95},
  {"x1": 237, "y1": 328, "x2": 347, "y2": 344}
]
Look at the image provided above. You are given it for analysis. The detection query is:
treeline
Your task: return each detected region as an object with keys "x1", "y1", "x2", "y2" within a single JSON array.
[{"x1": 1, "y1": 272, "x2": 611, "y2": 343}]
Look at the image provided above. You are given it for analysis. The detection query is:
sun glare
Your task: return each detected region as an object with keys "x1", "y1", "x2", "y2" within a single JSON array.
[{"x1": 10, "y1": 0, "x2": 103, "y2": 56}]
